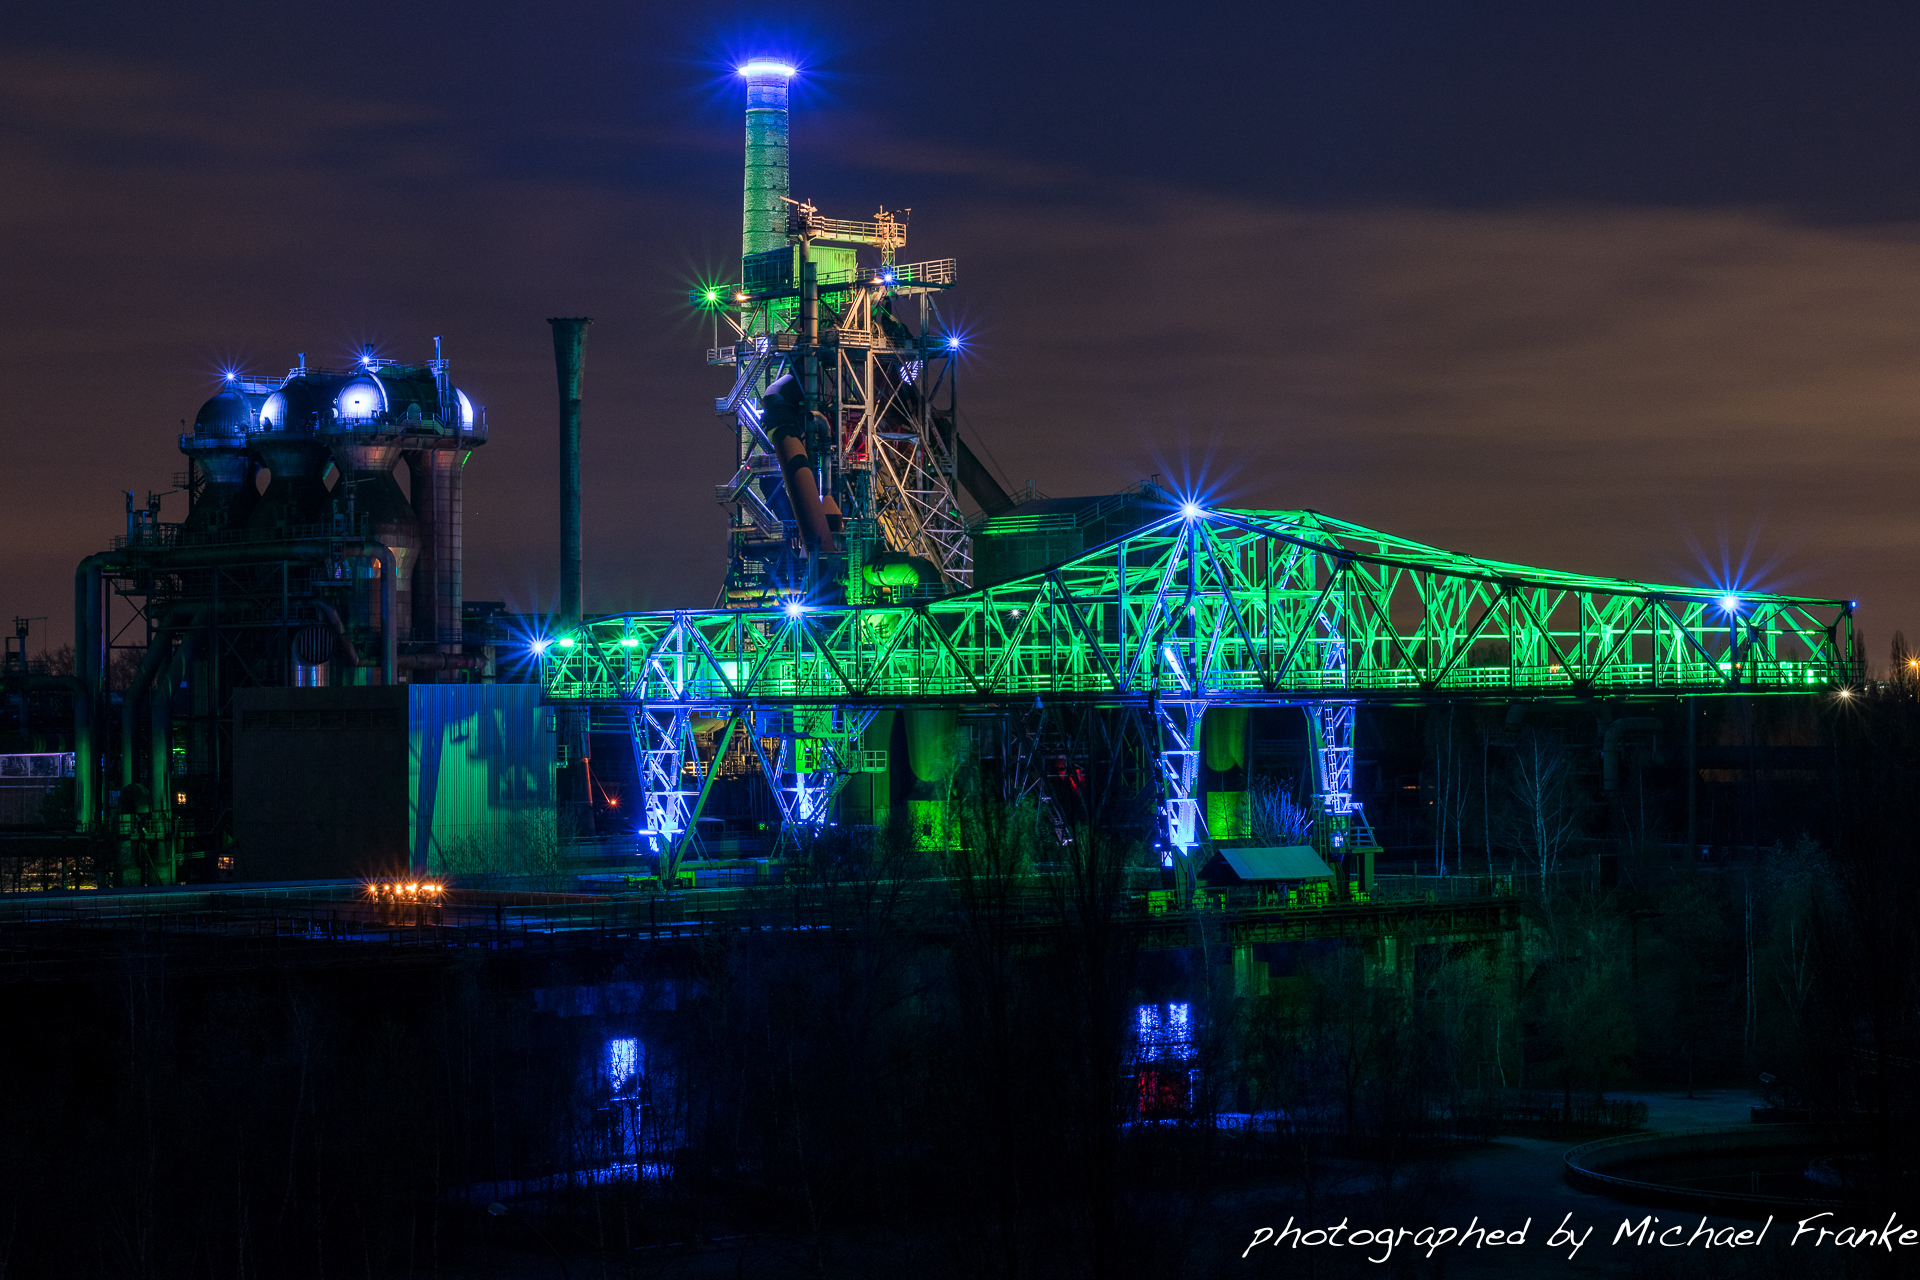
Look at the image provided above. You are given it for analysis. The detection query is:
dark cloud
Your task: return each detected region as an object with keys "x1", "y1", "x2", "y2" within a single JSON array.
[
  {"x1": 953, "y1": 196, "x2": 1920, "y2": 622},
  {"x1": 3, "y1": 34, "x2": 1919, "y2": 667}
]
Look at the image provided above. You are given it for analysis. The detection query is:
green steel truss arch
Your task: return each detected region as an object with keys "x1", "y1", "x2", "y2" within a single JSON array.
[{"x1": 542, "y1": 508, "x2": 1853, "y2": 855}]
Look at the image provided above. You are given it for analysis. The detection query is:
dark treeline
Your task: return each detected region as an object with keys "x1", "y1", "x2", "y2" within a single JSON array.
[
  {"x1": 0, "y1": 801, "x2": 1160, "y2": 1278},
  {"x1": 3, "y1": 692, "x2": 1920, "y2": 1277}
]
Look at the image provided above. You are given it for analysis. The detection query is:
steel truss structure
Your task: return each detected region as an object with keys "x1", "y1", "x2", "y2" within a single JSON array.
[
  {"x1": 544, "y1": 506, "x2": 1854, "y2": 857},
  {"x1": 704, "y1": 203, "x2": 972, "y2": 600}
]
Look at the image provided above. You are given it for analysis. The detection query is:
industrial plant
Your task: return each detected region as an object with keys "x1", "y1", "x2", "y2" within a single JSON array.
[
  {"x1": 539, "y1": 58, "x2": 1855, "y2": 892},
  {"x1": 0, "y1": 51, "x2": 1910, "y2": 1280},
  {"x1": 4, "y1": 342, "x2": 556, "y2": 887},
  {"x1": 0, "y1": 57, "x2": 1854, "y2": 894}
]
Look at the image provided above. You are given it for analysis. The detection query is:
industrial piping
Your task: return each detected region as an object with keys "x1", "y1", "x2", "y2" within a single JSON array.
[
  {"x1": 761, "y1": 374, "x2": 834, "y2": 558},
  {"x1": 153, "y1": 629, "x2": 193, "y2": 827},
  {"x1": 73, "y1": 540, "x2": 398, "y2": 834},
  {"x1": 313, "y1": 600, "x2": 368, "y2": 669},
  {"x1": 73, "y1": 553, "x2": 120, "y2": 833},
  {"x1": 122, "y1": 605, "x2": 197, "y2": 791},
  {"x1": 549, "y1": 317, "x2": 592, "y2": 624}
]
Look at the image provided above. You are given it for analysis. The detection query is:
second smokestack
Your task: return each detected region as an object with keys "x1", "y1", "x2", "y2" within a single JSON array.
[{"x1": 549, "y1": 317, "x2": 592, "y2": 623}]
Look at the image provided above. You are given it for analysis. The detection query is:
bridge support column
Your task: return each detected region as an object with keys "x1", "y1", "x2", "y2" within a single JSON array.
[
  {"x1": 1305, "y1": 703, "x2": 1382, "y2": 895},
  {"x1": 1151, "y1": 696, "x2": 1205, "y2": 876}
]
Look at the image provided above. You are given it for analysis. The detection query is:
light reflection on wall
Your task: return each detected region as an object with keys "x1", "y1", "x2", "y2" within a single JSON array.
[
  {"x1": 597, "y1": 1034, "x2": 681, "y2": 1165},
  {"x1": 1132, "y1": 1002, "x2": 1198, "y2": 1121},
  {"x1": 1133, "y1": 1002, "x2": 1195, "y2": 1063},
  {"x1": 607, "y1": 1037, "x2": 639, "y2": 1095}
]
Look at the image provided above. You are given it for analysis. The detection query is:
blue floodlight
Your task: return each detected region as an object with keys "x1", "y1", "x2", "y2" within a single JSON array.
[
  {"x1": 738, "y1": 60, "x2": 797, "y2": 78},
  {"x1": 784, "y1": 600, "x2": 806, "y2": 619},
  {"x1": 530, "y1": 639, "x2": 550, "y2": 654},
  {"x1": 1181, "y1": 501, "x2": 1203, "y2": 520},
  {"x1": 1718, "y1": 594, "x2": 1741, "y2": 614}
]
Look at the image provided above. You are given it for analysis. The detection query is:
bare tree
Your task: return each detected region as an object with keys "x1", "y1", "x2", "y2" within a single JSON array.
[
  {"x1": 1502, "y1": 728, "x2": 1581, "y2": 890},
  {"x1": 1248, "y1": 774, "x2": 1312, "y2": 845},
  {"x1": 1761, "y1": 834, "x2": 1830, "y2": 1075},
  {"x1": 430, "y1": 805, "x2": 574, "y2": 881},
  {"x1": 1429, "y1": 706, "x2": 1473, "y2": 876}
]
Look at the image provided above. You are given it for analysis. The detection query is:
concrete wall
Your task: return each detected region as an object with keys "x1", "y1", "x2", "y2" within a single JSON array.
[
  {"x1": 408, "y1": 684, "x2": 554, "y2": 872},
  {"x1": 233, "y1": 687, "x2": 409, "y2": 880},
  {"x1": 233, "y1": 685, "x2": 555, "y2": 881}
]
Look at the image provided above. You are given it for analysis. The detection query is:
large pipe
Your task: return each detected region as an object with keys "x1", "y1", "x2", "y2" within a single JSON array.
[
  {"x1": 408, "y1": 450, "x2": 439, "y2": 647},
  {"x1": 343, "y1": 542, "x2": 399, "y2": 687},
  {"x1": 407, "y1": 445, "x2": 468, "y2": 655},
  {"x1": 435, "y1": 448, "x2": 465, "y2": 652},
  {"x1": 760, "y1": 374, "x2": 834, "y2": 557},
  {"x1": 116, "y1": 605, "x2": 210, "y2": 886},
  {"x1": 154, "y1": 628, "x2": 194, "y2": 822},
  {"x1": 312, "y1": 600, "x2": 368, "y2": 669},
  {"x1": 441, "y1": 448, "x2": 464, "y2": 651},
  {"x1": 122, "y1": 626, "x2": 176, "y2": 789},
  {"x1": 328, "y1": 440, "x2": 418, "y2": 644},
  {"x1": 73, "y1": 554, "x2": 118, "y2": 834},
  {"x1": 800, "y1": 250, "x2": 817, "y2": 400},
  {"x1": 549, "y1": 318, "x2": 592, "y2": 625},
  {"x1": 741, "y1": 62, "x2": 792, "y2": 258}
]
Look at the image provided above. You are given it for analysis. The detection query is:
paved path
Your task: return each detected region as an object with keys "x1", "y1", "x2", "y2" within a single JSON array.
[{"x1": 1413, "y1": 1089, "x2": 1828, "y2": 1278}]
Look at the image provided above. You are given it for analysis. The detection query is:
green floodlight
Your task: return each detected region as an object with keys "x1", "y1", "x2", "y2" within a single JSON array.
[{"x1": 689, "y1": 278, "x2": 736, "y2": 311}]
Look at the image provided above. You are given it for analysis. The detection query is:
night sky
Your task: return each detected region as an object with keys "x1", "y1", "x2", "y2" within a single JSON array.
[{"x1": 7, "y1": 2, "x2": 1920, "y2": 659}]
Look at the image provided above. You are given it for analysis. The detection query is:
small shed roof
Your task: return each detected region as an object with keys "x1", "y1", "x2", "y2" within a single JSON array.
[{"x1": 1218, "y1": 846, "x2": 1335, "y2": 881}]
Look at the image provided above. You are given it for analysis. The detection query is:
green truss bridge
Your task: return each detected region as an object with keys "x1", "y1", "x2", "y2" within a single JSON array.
[{"x1": 540, "y1": 507, "x2": 1853, "y2": 861}]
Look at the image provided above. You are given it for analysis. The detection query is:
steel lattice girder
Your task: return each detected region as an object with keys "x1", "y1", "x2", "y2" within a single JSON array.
[{"x1": 543, "y1": 508, "x2": 1853, "y2": 705}]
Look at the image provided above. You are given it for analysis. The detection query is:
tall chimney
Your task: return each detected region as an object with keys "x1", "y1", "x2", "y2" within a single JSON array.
[
  {"x1": 549, "y1": 317, "x2": 591, "y2": 623},
  {"x1": 740, "y1": 61, "x2": 794, "y2": 259}
]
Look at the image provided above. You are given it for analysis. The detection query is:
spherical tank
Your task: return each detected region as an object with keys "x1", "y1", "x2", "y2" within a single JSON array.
[
  {"x1": 181, "y1": 389, "x2": 261, "y2": 531},
  {"x1": 247, "y1": 375, "x2": 336, "y2": 530}
]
